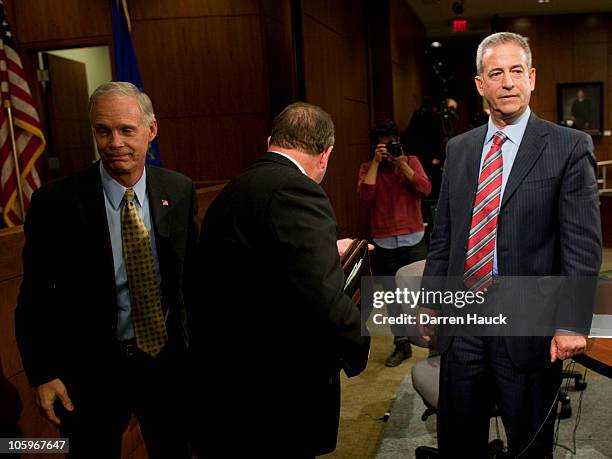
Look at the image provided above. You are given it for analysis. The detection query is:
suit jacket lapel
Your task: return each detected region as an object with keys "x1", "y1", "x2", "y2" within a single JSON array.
[
  {"x1": 146, "y1": 166, "x2": 171, "y2": 242},
  {"x1": 464, "y1": 125, "x2": 488, "y2": 211},
  {"x1": 501, "y1": 114, "x2": 548, "y2": 208}
]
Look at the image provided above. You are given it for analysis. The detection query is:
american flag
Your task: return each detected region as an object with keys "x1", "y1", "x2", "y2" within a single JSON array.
[{"x1": 0, "y1": 0, "x2": 45, "y2": 227}]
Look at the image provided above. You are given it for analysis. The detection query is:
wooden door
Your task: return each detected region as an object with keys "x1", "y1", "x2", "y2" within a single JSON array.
[{"x1": 43, "y1": 53, "x2": 95, "y2": 178}]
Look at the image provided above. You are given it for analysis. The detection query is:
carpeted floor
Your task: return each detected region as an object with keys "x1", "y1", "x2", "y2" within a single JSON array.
[
  {"x1": 320, "y1": 337, "x2": 427, "y2": 458},
  {"x1": 376, "y1": 368, "x2": 611, "y2": 458}
]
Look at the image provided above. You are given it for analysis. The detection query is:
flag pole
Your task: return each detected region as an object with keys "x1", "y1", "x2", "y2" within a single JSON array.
[{"x1": 1, "y1": 85, "x2": 26, "y2": 221}]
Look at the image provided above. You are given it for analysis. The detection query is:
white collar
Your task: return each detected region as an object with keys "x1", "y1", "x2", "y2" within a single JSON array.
[{"x1": 268, "y1": 150, "x2": 307, "y2": 175}]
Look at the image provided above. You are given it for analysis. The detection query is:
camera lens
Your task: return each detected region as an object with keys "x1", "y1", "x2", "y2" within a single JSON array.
[{"x1": 386, "y1": 141, "x2": 402, "y2": 157}]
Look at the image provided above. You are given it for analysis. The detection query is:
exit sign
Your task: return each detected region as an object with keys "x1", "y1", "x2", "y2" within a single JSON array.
[{"x1": 453, "y1": 20, "x2": 467, "y2": 32}]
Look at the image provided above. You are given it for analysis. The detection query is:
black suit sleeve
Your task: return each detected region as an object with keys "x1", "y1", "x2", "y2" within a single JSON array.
[
  {"x1": 422, "y1": 143, "x2": 452, "y2": 302},
  {"x1": 268, "y1": 178, "x2": 370, "y2": 377},
  {"x1": 15, "y1": 189, "x2": 62, "y2": 387},
  {"x1": 556, "y1": 133, "x2": 601, "y2": 333},
  {"x1": 558, "y1": 134, "x2": 601, "y2": 276},
  {"x1": 183, "y1": 182, "x2": 200, "y2": 345}
]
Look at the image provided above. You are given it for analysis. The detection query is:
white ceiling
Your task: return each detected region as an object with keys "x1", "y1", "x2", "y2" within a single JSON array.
[{"x1": 405, "y1": 0, "x2": 612, "y2": 37}]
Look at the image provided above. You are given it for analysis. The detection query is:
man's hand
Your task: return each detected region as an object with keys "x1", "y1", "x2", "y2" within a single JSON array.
[
  {"x1": 337, "y1": 238, "x2": 355, "y2": 258},
  {"x1": 550, "y1": 334, "x2": 587, "y2": 363},
  {"x1": 337, "y1": 238, "x2": 374, "y2": 258},
  {"x1": 35, "y1": 378, "x2": 74, "y2": 426}
]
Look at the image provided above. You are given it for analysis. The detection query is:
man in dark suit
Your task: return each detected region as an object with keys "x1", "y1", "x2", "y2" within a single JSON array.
[
  {"x1": 422, "y1": 33, "x2": 601, "y2": 458},
  {"x1": 15, "y1": 82, "x2": 198, "y2": 458},
  {"x1": 191, "y1": 102, "x2": 370, "y2": 457}
]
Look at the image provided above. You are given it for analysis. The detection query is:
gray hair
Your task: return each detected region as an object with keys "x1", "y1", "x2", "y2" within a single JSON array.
[
  {"x1": 89, "y1": 81, "x2": 155, "y2": 126},
  {"x1": 269, "y1": 102, "x2": 335, "y2": 156},
  {"x1": 476, "y1": 32, "x2": 532, "y2": 75}
]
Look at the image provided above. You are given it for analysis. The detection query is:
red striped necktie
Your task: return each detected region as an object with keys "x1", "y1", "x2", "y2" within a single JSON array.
[{"x1": 464, "y1": 131, "x2": 508, "y2": 291}]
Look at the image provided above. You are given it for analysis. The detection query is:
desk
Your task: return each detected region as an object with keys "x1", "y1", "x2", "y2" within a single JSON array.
[{"x1": 575, "y1": 338, "x2": 612, "y2": 378}]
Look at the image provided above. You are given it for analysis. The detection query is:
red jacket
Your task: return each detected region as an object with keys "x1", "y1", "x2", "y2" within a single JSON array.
[{"x1": 357, "y1": 156, "x2": 431, "y2": 238}]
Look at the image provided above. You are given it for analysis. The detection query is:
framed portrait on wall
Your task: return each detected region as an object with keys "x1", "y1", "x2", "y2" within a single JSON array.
[{"x1": 557, "y1": 82, "x2": 603, "y2": 136}]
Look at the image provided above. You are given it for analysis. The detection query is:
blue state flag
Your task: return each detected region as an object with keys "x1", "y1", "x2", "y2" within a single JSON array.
[{"x1": 111, "y1": 0, "x2": 161, "y2": 166}]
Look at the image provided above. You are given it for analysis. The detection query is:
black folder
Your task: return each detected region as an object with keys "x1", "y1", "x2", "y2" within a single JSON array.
[{"x1": 340, "y1": 239, "x2": 371, "y2": 304}]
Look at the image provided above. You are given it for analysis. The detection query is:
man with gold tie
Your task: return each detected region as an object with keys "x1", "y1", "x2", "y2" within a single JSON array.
[{"x1": 15, "y1": 82, "x2": 198, "y2": 458}]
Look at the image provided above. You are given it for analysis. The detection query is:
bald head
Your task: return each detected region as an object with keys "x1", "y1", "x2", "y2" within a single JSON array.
[{"x1": 269, "y1": 102, "x2": 335, "y2": 156}]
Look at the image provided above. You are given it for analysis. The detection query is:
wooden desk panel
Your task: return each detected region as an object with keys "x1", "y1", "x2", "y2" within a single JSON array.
[
  {"x1": 0, "y1": 226, "x2": 24, "y2": 281},
  {"x1": 577, "y1": 338, "x2": 612, "y2": 378},
  {"x1": 583, "y1": 338, "x2": 612, "y2": 372},
  {"x1": 586, "y1": 338, "x2": 612, "y2": 367}
]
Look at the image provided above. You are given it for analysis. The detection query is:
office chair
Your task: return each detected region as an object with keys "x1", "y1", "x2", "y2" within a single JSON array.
[{"x1": 558, "y1": 367, "x2": 587, "y2": 419}]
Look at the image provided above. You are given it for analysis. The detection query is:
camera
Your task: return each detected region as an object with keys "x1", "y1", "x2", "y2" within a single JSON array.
[
  {"x1": 386, "y1": 141, "x2": 402, "y2": 157},
  {"x1": 439, "y1": 102, "x2": 458, "y2": 121}
]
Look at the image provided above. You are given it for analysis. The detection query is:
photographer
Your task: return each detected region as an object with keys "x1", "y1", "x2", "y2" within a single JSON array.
[
  {"x1": 402, "y1": 97, "x2": 458, "y2": 199},
  {"x1": 358, "y1": 119, "x2": 431, "y2": 366}
]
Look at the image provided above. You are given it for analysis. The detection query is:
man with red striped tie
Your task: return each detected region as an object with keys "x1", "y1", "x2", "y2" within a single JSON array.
[{"x1": 422, "y1": 32, "x2": 601, "y2": 458}]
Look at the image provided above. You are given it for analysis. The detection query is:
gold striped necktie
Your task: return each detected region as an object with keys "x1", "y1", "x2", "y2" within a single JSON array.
[{"x1": 121, "y1": 188, "x2": 167, "y2": 357}]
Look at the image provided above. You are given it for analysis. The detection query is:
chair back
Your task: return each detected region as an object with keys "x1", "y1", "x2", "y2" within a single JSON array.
[{"x1": 395, "y1": 260, "x2": 429, "y2": 347}]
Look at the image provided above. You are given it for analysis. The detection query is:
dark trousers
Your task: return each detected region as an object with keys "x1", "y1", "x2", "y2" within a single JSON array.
[
  {"x1": 371, "y1": 239, "x2": 428, "y2": 341},
  {"x1": 437, "y1": 336, "x2": 561, "y2": 458},
  {"x1": 58, "y1": 340, "x2": 191, "y2": 459}
]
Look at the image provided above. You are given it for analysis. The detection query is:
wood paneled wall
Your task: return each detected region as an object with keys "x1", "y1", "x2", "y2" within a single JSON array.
[
  {"x1": 498, "y1": 14, "x2": 612, "y2": 162},
  {"x1": 5, "y1": 0, "x2": 428, "y2": 239},
  {"x1": 300, "y1": 0, "x2": 371, "y2": 237},
  {"x1": 129, "y1": 0, "x2": 270, "y2": 180},
  {"x1": 365, "y1": 0, "x2": 427, "y2": 133},
  {"x1": 261, "y1": 0, "x2": 297, "y2": 117},
  {"x1": 11, "y1": 0, "x2": 111, "y2": 45},
  {"x1": 367, "y1": 0, "x2": 394, "y2": 122},
  {"x1": 389, "y1": 0, "x2": 426, "y2": 131}
]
